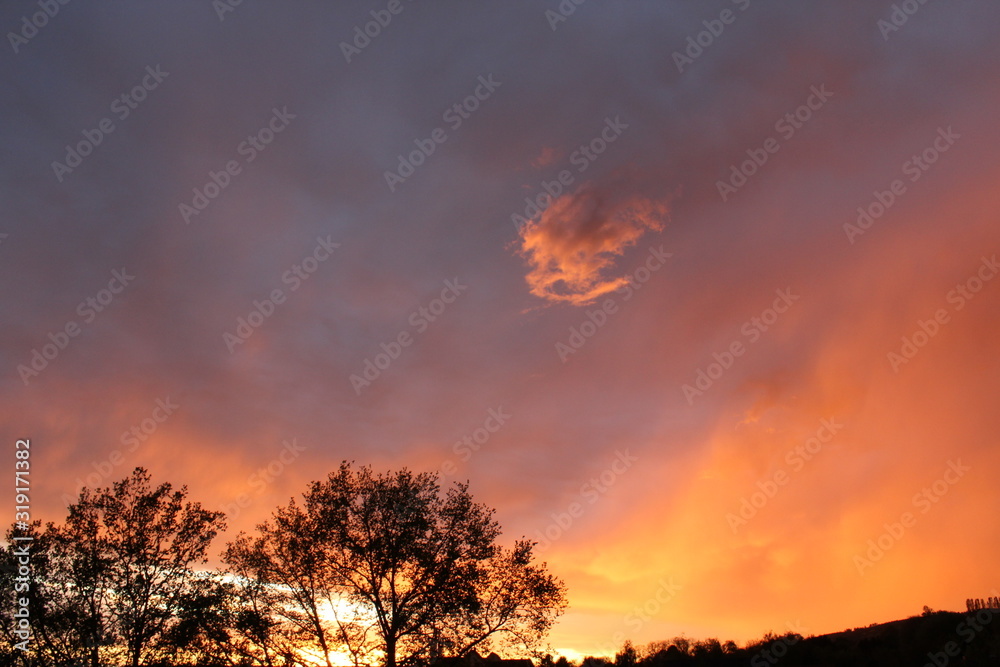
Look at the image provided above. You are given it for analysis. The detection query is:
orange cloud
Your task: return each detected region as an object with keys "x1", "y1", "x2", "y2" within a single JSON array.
[{"x1": 517, "y1": 184, "x2": 668, "y2": 305}]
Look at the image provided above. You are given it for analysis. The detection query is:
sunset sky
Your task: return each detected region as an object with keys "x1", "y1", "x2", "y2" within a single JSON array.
[{"x1": 3, "y1": 0, "x2": 1000, "y2": 659}]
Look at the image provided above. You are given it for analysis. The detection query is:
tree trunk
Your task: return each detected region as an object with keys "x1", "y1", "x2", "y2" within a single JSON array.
[{"x1": 385, "y1": 635, "x2": 397, "y2": 667}]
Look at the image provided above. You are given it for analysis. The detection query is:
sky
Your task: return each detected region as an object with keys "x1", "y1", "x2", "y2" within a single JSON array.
[{"x1": 3, "y1": 0, "x2": 1000, "y2": 659}]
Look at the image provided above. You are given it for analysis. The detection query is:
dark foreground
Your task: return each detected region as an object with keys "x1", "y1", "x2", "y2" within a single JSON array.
[{"x1": 585, "y1": 609, "x2": 1000, "y2": 667}]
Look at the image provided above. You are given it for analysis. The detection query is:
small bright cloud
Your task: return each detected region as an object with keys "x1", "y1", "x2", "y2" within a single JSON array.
[{"x1": 516, "y1": 184, "x2": 668, "y2": 305}]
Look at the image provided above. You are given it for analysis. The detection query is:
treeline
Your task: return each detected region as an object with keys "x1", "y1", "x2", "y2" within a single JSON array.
[
  {"x1": 1, "y1": 465, "x2": 567, "y2": 667},
  {"x1": 567, "y1": 608, "x2": 1000, "y2": 667}
]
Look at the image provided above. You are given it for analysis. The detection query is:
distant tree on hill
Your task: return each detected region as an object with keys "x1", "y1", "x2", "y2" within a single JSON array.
[
  {"x1": 615, "y1": 639, "x2": 637, "y2": 667},
  {"x1": 668, "y1": 637, "x2": 690, "y2": 656},
  {"x1": 691, "y1": 638, "x2": 722, "y2": 659}
]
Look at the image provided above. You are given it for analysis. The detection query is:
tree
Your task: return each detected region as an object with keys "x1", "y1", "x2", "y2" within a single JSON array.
[
  {"x1": 81, "y1": 467, "x2": 226, "y2": 666},
  {"x1": 1, "y1": 520, "x2": 92, "y2": 666},
  {"x1": 690, "y1": 638, "x2": 721, "y2": 659},
  {"x1": 426, "y1": 539, "x2": 567, "y2": 660},
  {"x1": 54, "y1": 485, "x2": 119, "y2": 667},
  {"x1": 615, "y1": 640, "x2": 638, "y2": 667},
  {"x1": 217, "y1": 536, "x2": 303, "y2": 666},
  {"x1": 2, "y1": 468, "x2": 226, "y2": 666},
  {"x1": 226, "y1": 462, "x2": 567, "y2": 667},
  {"x1": 224, "y1": 502, "x2": 348, "y2": 666},
  {"x1": 666, "y1": 637, "x2": 690, "y2": 656}
]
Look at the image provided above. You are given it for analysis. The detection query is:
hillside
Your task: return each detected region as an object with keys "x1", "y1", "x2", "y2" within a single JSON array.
[
  {"x1": 793, "y1": 610, "x2": 999, "y2": 666},
  {"x1": 608, "y1": 610, "x2": 1000, "y2": 667}
]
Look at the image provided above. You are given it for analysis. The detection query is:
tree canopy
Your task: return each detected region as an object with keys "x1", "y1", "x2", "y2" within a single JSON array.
[
  {"x1": 2, "y1": 467, "x2": 225, "y2": 666},
  {"x1": 2, "y1": 464, "x2": 566, "y2": 667},
  {"x1": 225, "y1": 462, "x2": 567, "y2": 667}
]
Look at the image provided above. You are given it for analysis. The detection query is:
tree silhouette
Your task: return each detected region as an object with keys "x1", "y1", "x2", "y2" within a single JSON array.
[
  {"x1": 224, "y1": 502, "x2": 348, "y2": 666},
  {"x1": 221, "y1": 536, "x2": 301, "y2": 665},
  {"x1": 615, "y1": 640, "x2": 638, "y2": 667},
  {"x1": 1, "y1": 519, "x2": 100, "y2": 666},
  {"x1": 426, "y1": 538, "x2": 567, "y2": 660},
  {"x1": 2, "y1": 467, "x2": 225, "y2": 666},
  {"x1": 85, "y1": 467, "x2": 226, "y2": 666},
  {"x1": 226, "y1": 462, "x2": 567, "y2": 667}
]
